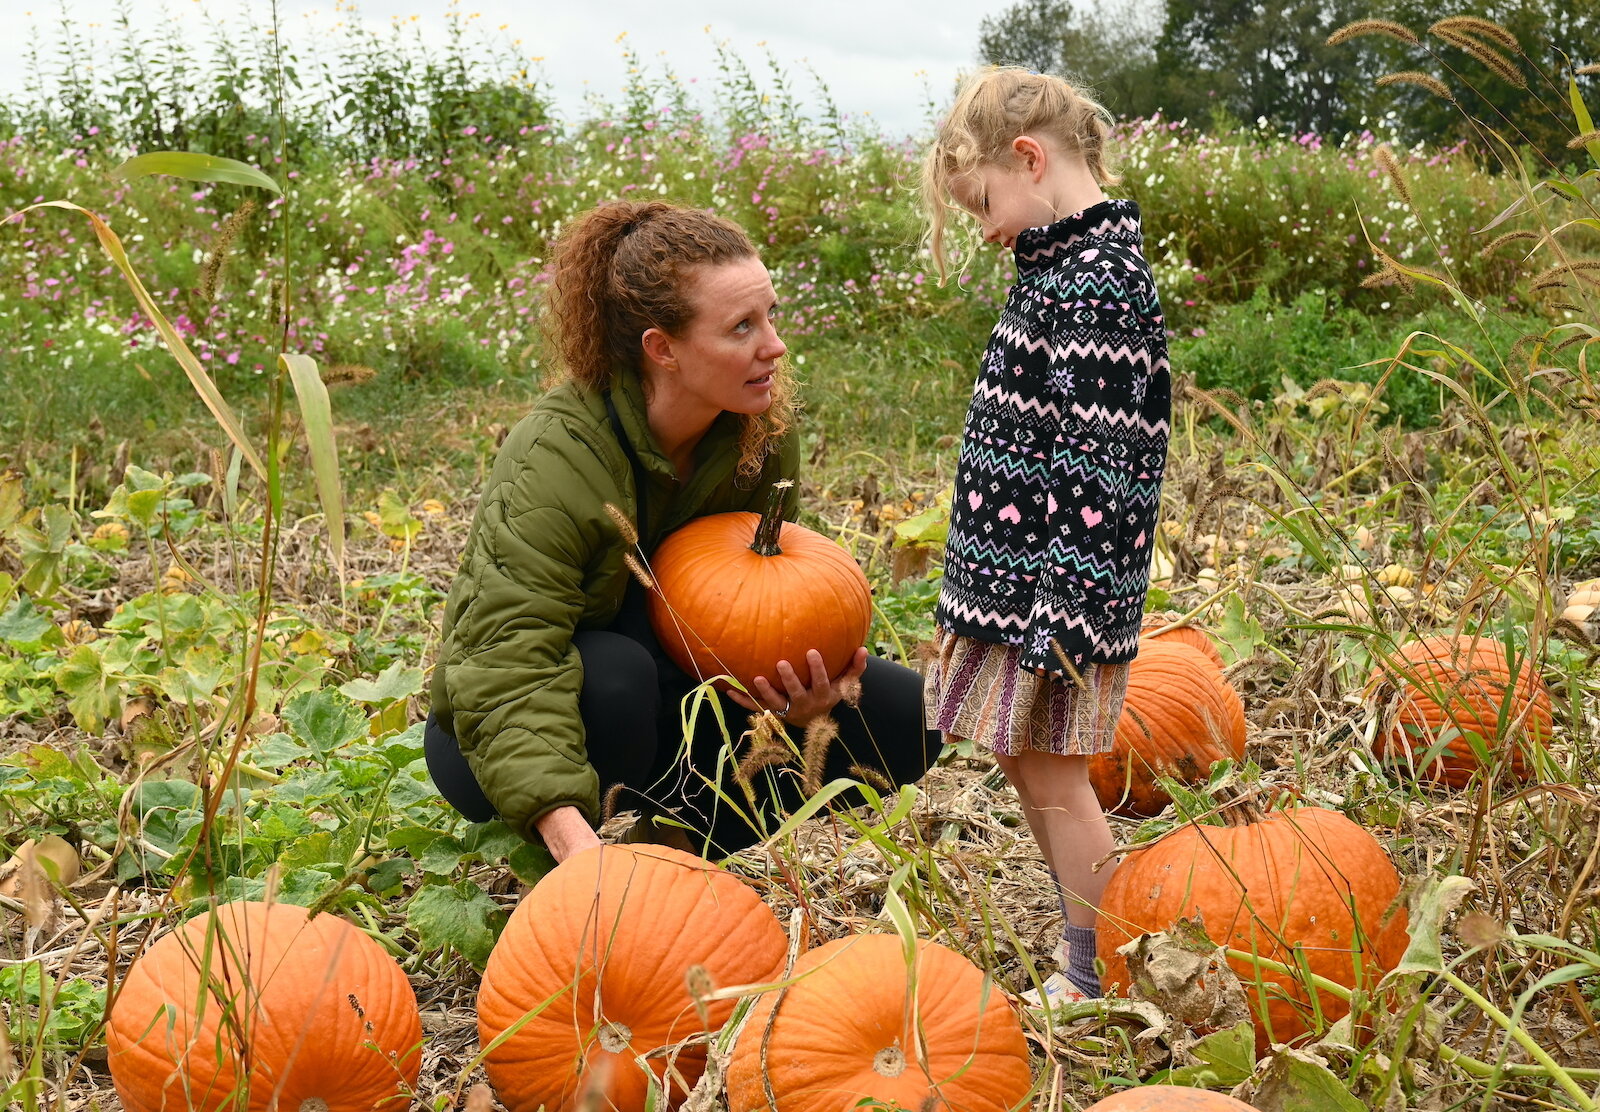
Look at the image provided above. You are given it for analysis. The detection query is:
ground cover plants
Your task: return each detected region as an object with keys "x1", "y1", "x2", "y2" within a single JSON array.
[{"x1": 2, "y1": 4, "x2": 1599, "y2": 1110}]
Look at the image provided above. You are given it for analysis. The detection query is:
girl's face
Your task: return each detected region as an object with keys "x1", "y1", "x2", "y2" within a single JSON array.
[
  {"x1": 953, "y1": 162, "x2": 1060, "y2": 251},
  {"x1": 649, "y1": 256, "x2": 787, "y2": 420}
]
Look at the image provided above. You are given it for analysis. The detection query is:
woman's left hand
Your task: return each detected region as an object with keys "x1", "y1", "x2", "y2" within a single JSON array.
[{"x1": 727, "y1": 647, "x2": 869, "y2": 727}]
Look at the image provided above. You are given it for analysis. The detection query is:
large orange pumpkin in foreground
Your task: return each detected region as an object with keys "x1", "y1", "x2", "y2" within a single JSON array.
[
  {"x1": 478, "y1": 843, "x2": 788, "y2": 1111},
  {"x1": 1085, "y1": 1086, "x2": 1256, "y2": 1110},
  {"x1": 107, "y1": 900, "x2": 422, "y2": 1112},
  {"x1": 1090, "y1": 640, "x2": 1248, "y2": 816},
  {"x1": 727, "y1": 934, "x2": 1031, "y2": 1112},
  {"x1": 1140, "y1": 614, "x2": 1226, "y2": 672},
  {"x1": 1367, "y1": 634, "x2": 1552, "y2": 788},
  {"x1": 1097, "y1": 799, "x2": 1408, "y2": 1054},
  {"x1": 647, "y1": 484, "x2": 871, "y2": 695}
]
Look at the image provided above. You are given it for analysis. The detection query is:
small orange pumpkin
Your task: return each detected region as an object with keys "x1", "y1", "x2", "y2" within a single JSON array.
[
  {"x1": 1139, "y1": 614, "x2": 1225, "y2": 671},
  {"x1": 1367, "y1": 634, "x2": 1552, "y2": 787},
  {"x1": 726, "y1": 934, "x2": 1031, "y2": 1112},
  {"x1": 1090, "y1": 640, "x2": 1247, "y2": 816},
  {"x1": 106, "y1": 900, "x2": 422, "y2": 1112},
  {"x1": 647, "y1": 484, "x2": 871, "y2": 696},
  {"x1": 478, "y1": 844, "x2": 788, "y2": 1111},
  {"x1": 1097, "y1": 797, "x2": 1408, "y2": 1054},
  {"x1": 1085, "y1": 1086, "x2": 1256, "y2": 1110}
]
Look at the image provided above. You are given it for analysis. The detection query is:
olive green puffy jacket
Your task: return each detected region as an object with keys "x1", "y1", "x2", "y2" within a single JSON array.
[{"x1": 430, "y1": 368, "x2": 800, "y2": 840}]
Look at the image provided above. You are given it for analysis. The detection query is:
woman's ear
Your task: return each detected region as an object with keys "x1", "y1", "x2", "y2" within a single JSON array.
[{"x1": 640, "y1": 327, "x2": 677, "y2": 372}]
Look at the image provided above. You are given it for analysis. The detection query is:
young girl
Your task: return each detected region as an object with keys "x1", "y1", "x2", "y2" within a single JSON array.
[{"x1": 920, "y1": 68, "x2": 1171, "y2": 1004}]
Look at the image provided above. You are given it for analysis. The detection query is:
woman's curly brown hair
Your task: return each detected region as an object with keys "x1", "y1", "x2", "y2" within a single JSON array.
[{"x1": 544, "y1": 201, "x2": 796, "y2": 483}]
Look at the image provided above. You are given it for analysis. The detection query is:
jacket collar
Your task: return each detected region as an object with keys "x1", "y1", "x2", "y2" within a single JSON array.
[
  {"x1": 600, "y1": 365, "x2": 743, "y2": 482},
  {"x1": 1014, "y1": 198, "x2": 1143, "y2": 278}
]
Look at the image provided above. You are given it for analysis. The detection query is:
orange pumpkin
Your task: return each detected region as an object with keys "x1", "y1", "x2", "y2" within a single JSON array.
[
  {"x1": 1097, "y1": 799, "x2": 1408, "y2": 1054},
  {"x1": 727, "y1": 934, "x2": 1031, "y2": 1112},
  {"x1": 1090, "y1": 640, "x2": 1248, "y2": 816},
  {"x1": 1139, "y1": 614, "x2": 1226, "y2": 672},
  {"x1": 647, "y1": 485, "x2": 871, "y2": 696},
  {"x1": 1085, "y1": 1086, "x2": 1256, "y2": 1110},
  {"x1": 478, "y1": 844, "x2": 788, "y2": 1111},
  {"x1": 106, "y1": 900, "x2": 422, "y2": 1112},
  {"x1": 1367, "y1": 634, "x2": 1552, "y2": 788}
]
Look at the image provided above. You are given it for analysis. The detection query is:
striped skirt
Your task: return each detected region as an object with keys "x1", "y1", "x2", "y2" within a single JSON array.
[{"x1": 923, "y1": 628, "x2": 1129, "y2": 757}]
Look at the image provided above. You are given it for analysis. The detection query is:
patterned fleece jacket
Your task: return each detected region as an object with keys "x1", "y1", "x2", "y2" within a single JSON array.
[{"x1": 934, "y1": 198, "x2": 1172, "y2": 672}]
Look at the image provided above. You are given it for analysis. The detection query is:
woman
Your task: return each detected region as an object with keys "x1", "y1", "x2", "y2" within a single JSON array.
[{"x1": 425, "y1": 201, "x2": 937, "y2": 862}]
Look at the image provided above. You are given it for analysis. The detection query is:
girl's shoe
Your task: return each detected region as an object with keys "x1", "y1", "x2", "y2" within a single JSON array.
[{"x1": 1019, "y1": 971, "x2": 1090, "y2": 1007}]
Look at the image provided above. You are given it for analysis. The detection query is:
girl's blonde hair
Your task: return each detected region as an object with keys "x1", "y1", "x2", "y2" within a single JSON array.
[
  {"x1": 545, "y1": 201, "x2": 795, "y2": 483},
  {"x1": 920, "y1": 66, "x2": 1121, "y2": 281}
]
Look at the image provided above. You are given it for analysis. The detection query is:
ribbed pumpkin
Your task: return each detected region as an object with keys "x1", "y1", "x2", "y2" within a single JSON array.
[
  {"x1": 727, "y1": 934, "x2": 1031, "y2": 1112},
  {"x1": 1085, "y1": 1086, "x2": 1256, "y2": 1110},
  {"x1": 1097, "y1": 798, "x2": 1408, "y2": 1054},
  {"x1": 1139, "y1": 614, "x2": 1226, "y2": 672},
  {"x1": 1090, "y1": 640, "x2": 1247, "y2": 816},
  {"x1": 1367, "y1": 634, "x2": 1552, "y2": 788},
  {"x1": 106, "y1": 900, "x2": 422, "y2": 1112},
  {"x1": 478, "y1": 843, "x2": 788, "y2": 1111},
  {"x1": 647, "y1": 484, "x2": 871, "y2": 696}
]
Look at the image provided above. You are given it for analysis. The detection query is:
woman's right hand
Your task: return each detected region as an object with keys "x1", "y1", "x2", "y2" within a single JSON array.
[{"x1": 534, "y1": 805, "x2": 603, "y2": 862}]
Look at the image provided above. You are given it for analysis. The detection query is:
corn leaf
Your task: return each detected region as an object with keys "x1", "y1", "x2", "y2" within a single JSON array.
[
  {"x1": 110, "y1": 151, "x2": 282, "y2": 194},
  {"x1": 1570, "y1": 74, "x2": 1600, "y2": 169},
  {"x1": 281, "y1": 353, "x2": 344, "y2": 572},
  {"x1": 10, "y1": 201, "x2": 266, "y2": 480}
]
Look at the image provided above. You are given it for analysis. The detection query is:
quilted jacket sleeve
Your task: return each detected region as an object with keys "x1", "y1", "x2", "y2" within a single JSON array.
[{"x1": 444, "y1": 427, "x2": 611, "y2": 837}]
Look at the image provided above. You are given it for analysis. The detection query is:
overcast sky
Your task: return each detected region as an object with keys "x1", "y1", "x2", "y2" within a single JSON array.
[{"x1": 2, "y1": 0, "x2": 1026, "y2": 139}]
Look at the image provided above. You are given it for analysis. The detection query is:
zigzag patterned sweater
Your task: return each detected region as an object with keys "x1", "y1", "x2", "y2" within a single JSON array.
[{"x1": 935, "y1": 198, "x2": 1171, "y2": 671}]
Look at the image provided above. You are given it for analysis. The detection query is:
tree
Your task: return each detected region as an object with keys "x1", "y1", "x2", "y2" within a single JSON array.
[{"x1": 976, "y1": 0, "x2": 1166, "y2": 119}]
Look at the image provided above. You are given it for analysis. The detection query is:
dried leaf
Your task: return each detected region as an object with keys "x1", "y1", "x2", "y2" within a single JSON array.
[{"x1": 1118, "y1": 917, "x2": 1253, "y2": 1032}]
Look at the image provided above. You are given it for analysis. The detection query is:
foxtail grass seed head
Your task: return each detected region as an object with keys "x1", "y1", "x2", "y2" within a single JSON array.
[
  {"x1": 736, "y1": 741, "x2": 789, "y2": 787},
  {"x1": 1580, "y1": 64, "x2": 1600, "y2": 75},
  {"x1": 1429, "y1": 25, "x2": 1526, "y2": 87},
  {"x1": 1479, "y1": 229, "x2": 1541, "y2": 257},
  {"x1": 1372, "y1": 145, "x2": 1413, "y2": 206},
  {"x1": 197, "y1": 199, "x2": 256, "y2": 304},
  {"x1": 1432, "y1": 16, "x2": 1520, "y2": 51},
  {"x1": 1568, "y1": 130, "x2": 1600, "y2": 149},
  {"x1": 604, "y1": 502, "x2": 639, "y2": 546},
  {"x1": 836, "y1": 673, "x2": 863, "y2": 707},
  {"x1": 801, "y1": 715, "x2": 840, "y2": 794},
  {"x1": 623, "y1": 553, "x2": 656, "y2": 590},
  {"x1": 321, "y1": 363, "x2": 378, "y2": 386},
  {"x1": 601, "y1": 781, "x2": 628, "y2": 822},
  {"x1": 1327, "y1": 19, "x2": 1418, "y2": 46},
  {"x1": 1376, "y1": 71, "x2": 1455, "y2": 102},
  {"x1": 849, "y1": 764, "x2": 894, "y2": 792},
  {"x1": 1533, "y1": 260, "x2": 1600, "y2": 290}
]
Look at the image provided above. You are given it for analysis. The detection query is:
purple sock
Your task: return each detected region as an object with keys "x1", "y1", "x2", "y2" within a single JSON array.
[
  {"x1": 1062, "y1": 922, "x2": 1102, "y2": 998},
  {"x1": 1048, "y1": 868, "x2": 1072, "y2": 922}
]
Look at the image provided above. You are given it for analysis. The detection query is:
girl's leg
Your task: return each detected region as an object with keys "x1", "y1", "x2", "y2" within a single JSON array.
[
  {"x1": 1008, "y1": 751, "x2": 1116, "y2": 926},
  {"x1": 993, "y1": 751, "x2": 1058, "y2": 878}
]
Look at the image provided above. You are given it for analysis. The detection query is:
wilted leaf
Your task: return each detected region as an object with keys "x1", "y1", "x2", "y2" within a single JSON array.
[
  {"x1": 1217, "y1": 594, "x2": 1268, "y2": 664},
  {"x1": 1118, "y1": 917, "x2": 1253, "y2": 1033},
  {"x1": 53, "y1": 644, "x2": 118, "y2": 733},
  {"x1": 1167, "y1": 1020, "x2": 1257, "y2": 1087},
  {"x1": 339, "y1": 660, "x2": 425, "y2": 707},
  {"x1": 1244, "y1": 1046, "x2": 1366, "y2": 1111},
  {"x1": 376, "y1": 490, "x2": 423, "y2": 543},
  {"x1": 1393, "y1": 874, "x2": 1474, "y2": 975},
  {"x1": 408, "y1": 881, "x2": 505, "y2": 967}
]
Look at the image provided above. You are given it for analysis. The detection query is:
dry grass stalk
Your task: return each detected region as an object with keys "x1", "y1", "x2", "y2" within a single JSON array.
[
  {"x1": 1373, "y1": 145, "x2": 1413, "y2": 206},
  {"x1": 1326, "y1": 19, "x2": 1419, "y2": 46},
  {"x1": 1376, "y1": 71, "x2": 1455, "y2": 102}
]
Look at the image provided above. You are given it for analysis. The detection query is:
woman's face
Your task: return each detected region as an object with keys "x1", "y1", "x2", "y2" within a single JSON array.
[{"x1": 649, "y1": 256, "x2": 786, "y2": 421}]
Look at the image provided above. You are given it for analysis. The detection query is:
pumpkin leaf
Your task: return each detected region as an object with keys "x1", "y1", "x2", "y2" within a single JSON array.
[
  {"x1": 0, "y1": 596, "x2": 53, "y2": 646},
  {"x1": 407, "y1": 880, "x2": 505, "y2": 967},
  {"x1": 1166, "y1": 1020, "x2": 1256, "y2": 1086},
  {"x1": 1216, "y1": 594, "x2": 1267, "y2": 664},
  {"x1": 1393, "y1": 874, "x2": 1475, "y2": 975},
  {"x1": 282, "y1": 688, "x2": 371, "y2": 755},
  {"x1": 339, "y1": 659, "x2": 425, "y2": 708},
  {"x1": 1244, "y1": 1047, "x2": 1366, "y2": 1111}
]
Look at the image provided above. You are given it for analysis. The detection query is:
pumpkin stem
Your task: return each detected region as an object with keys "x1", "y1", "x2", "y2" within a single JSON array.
[
  {"x1": 1214, "y1": 781, "x2": 1269, "y2": 825},
  {"x1": 750, "y1": 480, "x2": 793, "y2": 557}
]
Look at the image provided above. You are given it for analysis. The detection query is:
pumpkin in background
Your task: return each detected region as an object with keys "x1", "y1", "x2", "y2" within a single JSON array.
[
  {"x1": 1097, "y1": 796, "x2": 1408, "y2": 1054},
  {"x1": 107, "y1": 900, "x2": 422, "y2": 1112},
  {"x1": 1085, "y1": 1086, "x2": 1257, "y2": 1110},
  {"x1": 478, "y1": 843, "x2": 788, "y2": 1111},
  {"x1": 1366, "y1": 634, "x2": 1552, "y2": 788},
  {"x1": 647, "y1": 483, "x2": 871, "y2": 696},
  {"x1": 726, "y1": 934, "x2": 1031, "y2": 1112},
  {"x1": 1139, "y1": 613, "x2": 1226, "y2": 672},
  {"x1": 1090, "y1": 640, "x2": 1248, "y2": 816}
]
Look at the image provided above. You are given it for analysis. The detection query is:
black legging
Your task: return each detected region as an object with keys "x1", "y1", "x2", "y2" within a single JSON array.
[{"x1": 425, "y1": 582, "x2": 940, "y2": 856}]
